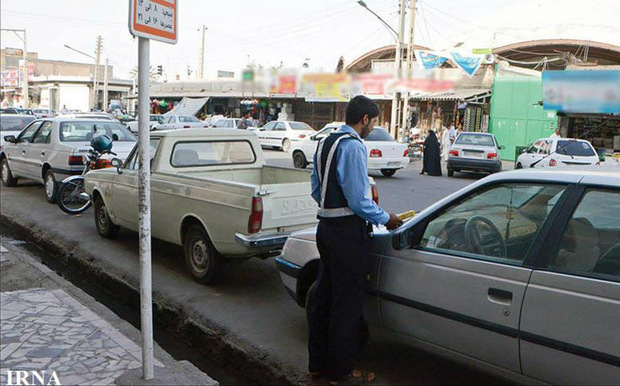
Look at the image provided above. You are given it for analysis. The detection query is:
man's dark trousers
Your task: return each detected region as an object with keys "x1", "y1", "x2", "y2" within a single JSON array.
[{"x1": 308, "y1": 215, "x2": 370, "y2": 379}]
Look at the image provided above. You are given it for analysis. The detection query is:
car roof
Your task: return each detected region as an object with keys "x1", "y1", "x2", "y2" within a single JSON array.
[
  {"x1": 0, "y1": 113, "x2": 32, "y2": 118},
  {"x1": 481, "y1": 167, "x2": 620, "y2": 186},
  {"x1": 151, "y1": 128, "x2": 254, "y2": 138},
  {"x1": 458, "y1": 132, "x2": 494, "y2": 136}
]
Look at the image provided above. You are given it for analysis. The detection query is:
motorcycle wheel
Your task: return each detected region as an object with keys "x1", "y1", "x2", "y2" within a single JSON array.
[{"x1": 57, "y1": 177, "x2": 92, "y2": 215}]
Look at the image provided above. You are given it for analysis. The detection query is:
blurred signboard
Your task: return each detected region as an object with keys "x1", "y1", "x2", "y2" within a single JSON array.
[
  {"x1": 542, "y1": 70, "x2": 620, "y2": 114},
  {"x1": 129, "y1": 0, "x2": 177, "y2": 44},
  {"x1": 217, "y1": 70, "x2": 234, "y2": 78},
  {"x1": 301, "y1": 73, "x2": 349, "y2": 102}
]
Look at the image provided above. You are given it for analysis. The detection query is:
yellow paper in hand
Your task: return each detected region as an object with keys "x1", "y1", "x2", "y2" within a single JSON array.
[{"x1": 398, "y1": 210, "x2": 415, "y2": 221}]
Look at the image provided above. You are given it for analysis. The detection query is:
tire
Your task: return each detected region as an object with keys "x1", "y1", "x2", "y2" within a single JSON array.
[
  {"x1": 57, "y1": 177, "x2": 92, "y2": 214},
  {"x1": 44, "y1": 169, "x2": 58, "y2": 203},
  {"x1": 305, "y1": 280, "x2": 318, "y2": 327},
  {"x1": 282, "y1": 138, "x2": 291, "y2": 152},
  {"x1": 380, "y1": 169, "x2": 396, "y2": 177},
  {"x1": 94, "y1": 195, "x2": 119, "y2": 238},
  {"x1": 293, "y1": 152, "x2": 308, "y2": 169},
  {"x1": 447, "y1": 168, "x2": 454, "y2": 177},
  {"x1": 1, "y1": 158, "x2": 17, "y2": 187},
  {"x1": 516, "y1": 162, "x2": 523, "y2": 169},
  {"x1": 183, "y1": 225, "x2": 222, "y2": 284}
]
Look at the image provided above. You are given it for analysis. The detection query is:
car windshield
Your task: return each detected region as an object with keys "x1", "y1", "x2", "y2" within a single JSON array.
[
  {"x1": 0, "y1": 115, "x2": 36, "y2": 131},
  {"x1": 150, "y1": 115, "x2": 164, "y2": 123},
  {"x1": 290, "y1": 122, "x2": 313, "y2": 131},
  {"x1": 60, "y1": 121, "x2": 136, "y2": 142},
  {"x1": 366, "y1": 128, "x2": 394, "y2": 142},
  {"x1": 556, "y1": 140, "x2": 595, "y2": 156},
  {"x1": 179, "y1": 116, "x2": 200, "y2": 123},
  {"x1": 455, "y1": 134, "x2": 495, "y2": 146}
]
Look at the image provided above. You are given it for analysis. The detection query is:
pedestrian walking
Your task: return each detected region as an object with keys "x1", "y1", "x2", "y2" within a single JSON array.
[
  {"x1": 420, "y1": 129, "x2": 442, "y2": 176},
  {"x1": 550, "y1": 127, "x2": 561, "y2": 139},
  {"x1": 308, "y1": 95, "x2": 402, "y2": 385},
  {"x1": 237, "y1": 112, "x2": 250, "y2": 129},
  {"x1": 441, "y1": 126, "x2": 451, "y2": 162}
]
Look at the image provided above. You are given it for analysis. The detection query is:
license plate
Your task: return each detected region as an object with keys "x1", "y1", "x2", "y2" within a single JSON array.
[
  {"x1": 464, "y1": 151, "x2": 482, "y2": 158},
  {"x1": 388, "y1": 162, "x2": 400, "y2": 167}
]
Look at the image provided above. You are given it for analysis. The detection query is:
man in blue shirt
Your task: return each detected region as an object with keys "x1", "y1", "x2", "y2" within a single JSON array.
[{"x1": 308, "y1": 96, "x2": 401, "y2": 384}]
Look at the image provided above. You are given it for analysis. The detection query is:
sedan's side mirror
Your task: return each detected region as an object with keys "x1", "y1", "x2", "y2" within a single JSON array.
[
  {"x1": 498, "y1": 145, "x2": 505, "y2": 150},
  {"x1": 3, "y1": 135, "x2": 17, "y2": 144},
  {"x1": 111, "y1": 158, "x2": 123, "y2": 174}
]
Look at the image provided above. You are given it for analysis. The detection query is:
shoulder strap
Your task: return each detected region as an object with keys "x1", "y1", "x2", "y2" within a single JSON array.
[{"x1": 318, "y1": 133, "x2": 358, "y2": 209}]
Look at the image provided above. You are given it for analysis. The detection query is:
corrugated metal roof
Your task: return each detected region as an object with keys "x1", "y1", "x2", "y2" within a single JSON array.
[{"x1": 408, "y1": 88, "x2": 491, "y2": 101}]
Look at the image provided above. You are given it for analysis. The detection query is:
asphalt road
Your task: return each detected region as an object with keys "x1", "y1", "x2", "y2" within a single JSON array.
[{"x1": 0, "y1": 152, "x2": 507, "y2": 385}]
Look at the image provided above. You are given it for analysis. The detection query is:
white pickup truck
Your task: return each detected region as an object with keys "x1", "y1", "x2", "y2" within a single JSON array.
[{"x1": 84, "y1": 128, "x2": 319, "y2": 284}]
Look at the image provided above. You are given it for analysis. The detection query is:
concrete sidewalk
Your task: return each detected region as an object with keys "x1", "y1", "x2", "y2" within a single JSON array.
[{"x1": 0, "y1": 237, "x2": 217, "y2": 386}]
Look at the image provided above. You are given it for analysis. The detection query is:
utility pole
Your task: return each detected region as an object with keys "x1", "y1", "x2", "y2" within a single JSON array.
[
  {"x1": 390, "y1": 0, "x2": 407, "y2": 139},
  {"x1": 93, "y1": 35, "x2": 102, "y2": 110},
  {"x1": 199, "y1": 25, "x2": 207, "y2": 79},
  {"x1": 400, "y1": 0, "x2": 417, "y2": 141},
  {"x1": 1, "y1": 29, "x2": 29, "y2": 107},
  {"x1": 103, "y1": 58, "x2": 109, "y2": 111}
]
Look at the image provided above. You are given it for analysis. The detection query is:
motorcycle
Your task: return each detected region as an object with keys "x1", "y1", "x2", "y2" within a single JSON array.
[{"x1": 57, "y1": 135, "x2": 119, "y2": 215}]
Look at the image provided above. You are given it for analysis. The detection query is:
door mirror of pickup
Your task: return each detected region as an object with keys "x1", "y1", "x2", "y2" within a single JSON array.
[
  {"x1": 3, "y1": 135, "x2": 17, "y2": 144},
  {"x1": 110, "y1": 158, "x2": 123, "y2": 174}
]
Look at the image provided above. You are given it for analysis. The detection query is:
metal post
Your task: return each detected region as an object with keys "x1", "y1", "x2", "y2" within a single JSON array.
[
  {"x1": 199, "y1": 25, "x2": 207, "y2": 79},
  {"x1": 137, "y1": 37, "x2": 154, "y2": 381},
  {"x1": 400, "y1": 0, "x2": 417, "y2": 141},
  {"x1": 390, "y1": 0, "x2": 406, "y2": 139},
  {"x1": 103, "y1": 58, "x2": 109, "y2": 111},
  {"x1": 22, "y1": 30, "x2": 29, "y2": 108},
  {"x1": 93, "y1": 35, "x2": 102, "y2": 110}
]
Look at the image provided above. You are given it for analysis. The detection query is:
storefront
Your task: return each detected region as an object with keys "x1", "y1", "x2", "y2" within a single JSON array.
[{"x1": 559, "y1": 113, "x2": 620, "y2": 154}]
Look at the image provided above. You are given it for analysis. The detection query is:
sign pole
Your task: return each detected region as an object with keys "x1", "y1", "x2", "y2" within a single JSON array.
[{"x1": 137, "y1": 36, "x2": 154, "y2": 380}]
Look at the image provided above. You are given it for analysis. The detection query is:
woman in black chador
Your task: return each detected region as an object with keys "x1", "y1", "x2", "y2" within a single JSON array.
[{"x1": 420, "y1": 130, "x2": 442, "y2": 176}]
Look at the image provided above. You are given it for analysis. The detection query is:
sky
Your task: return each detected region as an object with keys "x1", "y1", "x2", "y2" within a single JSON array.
[{"x1": 1, "y1": 0, "x2": 619, "y2": 80}]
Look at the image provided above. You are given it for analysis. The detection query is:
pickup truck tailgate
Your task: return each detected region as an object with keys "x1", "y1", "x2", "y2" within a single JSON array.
[{"x1": 259, "y1": 181, "x2": 317, "y2": 230}]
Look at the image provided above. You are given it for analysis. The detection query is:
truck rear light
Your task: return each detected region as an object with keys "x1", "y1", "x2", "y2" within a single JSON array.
[
  {"x1": 403, "y1": 149, "x2": 409, "y2": 157},
  {"x1": 487, "y1": 152, "x2": 498, "y2": 159},
  {"x1": 68, "y1": 155, "x2": 84, "y2": 165},
  {"x1": 370, "y1": 149, "x2": 382, "y2": 157},
  {"x1": 549, "y1": 158, "x2": 557, "y2": 167},
  {"x1": 298, "y1": 134, "x2": 306, "y2": 139},
  {"x1": 371, "y1": 185, "x2": 379, "y2": 205},
  {"x1": 449, "y1": 150, "x2": 459, "y2": 157},
  {"x1": 248, "y1": 197, "x2": 263, "y2": 234}
]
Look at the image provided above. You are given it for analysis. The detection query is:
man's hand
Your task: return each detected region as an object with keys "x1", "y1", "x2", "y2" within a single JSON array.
[{"x1": 385, "y1": 213, "x2": 403, "y2": 230}]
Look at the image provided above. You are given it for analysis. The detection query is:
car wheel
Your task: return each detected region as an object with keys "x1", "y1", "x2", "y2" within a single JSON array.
[
  {"x1": 44, "y1": 169, "x2": 58, "y2": 203},
  {"x1": 183, "y1": 225, "x2": 222, "y2": 284},
  {"x1": 447, "y1": 168, "x2": 454, "y2": 177},
  {"x1": 94, "y1": 195, "x2": 119, "y2": 238},
  {"x1": 1, "y1": 158, "x2": 17, "y2": 187},
  {"x1": 380, "y1": 169, "x2": 396, "y2": 177},
  {"x1": 305, "y1": 280, "x2": 318, "y2": 327},
  {"x1": 293, "y1": 152, "x2": 308, "y2": 169},
  {"x1": 516, "y1": 162, "x2": 523, "y2": 169},
  {"x1": 282, "y1": 138, "x2": 291, "y2": 152}
]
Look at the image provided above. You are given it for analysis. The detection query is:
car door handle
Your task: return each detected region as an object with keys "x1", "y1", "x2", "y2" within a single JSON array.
[
  {"x1": 41, "y1": 151, "x2": 45, "y2": 156},
  {"x1": 488, "y1": 288, "x2": 513, "y2": 305}
]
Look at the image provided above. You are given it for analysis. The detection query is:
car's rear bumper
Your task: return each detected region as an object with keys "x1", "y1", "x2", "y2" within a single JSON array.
[
  {"x1": 368, "y1": 157, "x2": 410, "y2": 170},
  {"x1": 448, "y1": 157, "x2": 502, "y2": 173},
  {"x1": 275, "y1": 256, "x2": 301, "y2": 303},
  {"x1": 234, "y1": 232, "x2": 292, "y2": 248}
]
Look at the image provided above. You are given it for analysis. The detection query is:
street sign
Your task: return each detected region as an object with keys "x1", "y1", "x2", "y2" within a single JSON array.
[{"x1": 129, "y1": 0, "x2": 177, "y2": 44}]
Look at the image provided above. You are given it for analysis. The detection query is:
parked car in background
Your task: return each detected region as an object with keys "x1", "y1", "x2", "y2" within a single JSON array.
[
  {"x1": 0, "y1": 108, "x2": 20, "y2": 114},
  {"x1": 33, "y1": 109, "x2": 57, "y2": 119},
  {"x1": 212, "y1": 117, "x2": 257, "y2": 130},
  {"x1": 57, "y1": 112, "x2": 118, "y2": 122},
  {"x1": 0, "y1": 114, "x2": 37, "y2": 149},
  {"x1": 447, "y1": 132, "x2": 503, "y2": 177},
  {"x1": 1, "y1": 118, "x2": 136, "y2": 203},
  {"x1": 16, "y1": 108, "x2": 35, "y2": 116},
  {"x1": 516, "y1": 138, "x2": 599, "y2": 168},
  {"x1": 255, "y1": 120, "x2": 315, "y2": 152},
  {"x1": 126, "y1": 114, "x2": 164, "y2": 133},
  {"x1": 276, "y1": 168, "x2": 620, "y2": 385},
  {"x1": 153, "y1": 114, "x2": 208, "y2": 130},
  {"x1": 291, "y1": 123, "x2": 409, "y2": 176},
  {"x1": 84, "y1": 128, "x2": 319, "y2": 284}
]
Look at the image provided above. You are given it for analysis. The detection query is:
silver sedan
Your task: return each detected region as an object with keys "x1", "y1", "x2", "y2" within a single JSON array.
[{"x1": 276, "y1": 168, "x2": 620, "y2": 385}]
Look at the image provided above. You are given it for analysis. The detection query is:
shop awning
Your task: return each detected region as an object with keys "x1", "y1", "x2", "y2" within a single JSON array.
[
  {"x1": 409, "y1": 88, "x2": 491, "y2": 103},
  {"x1": 164, "y1": 97, "x2": 210, "y2": 117}
]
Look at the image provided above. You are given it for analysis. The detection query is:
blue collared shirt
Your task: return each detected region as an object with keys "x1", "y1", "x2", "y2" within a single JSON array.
[{"x1": 311, "y1": 125, "x2": 390, "y2": 225}]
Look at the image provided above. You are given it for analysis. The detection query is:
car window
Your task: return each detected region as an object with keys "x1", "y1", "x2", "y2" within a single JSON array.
[
  {"x1": 551, "y1": 189, "x2": 620, "y2": 280},
  {"x1": 263, "y1": 122, "x2": 276, "y2": 131},
  {"x1": 275, "y1": 122, "x2": 286, "y2": 131},
  {"x1": 366, "y1": 128, "x2": 394, "y2": 142},
  {"x1": 455, "y1": 133, "x2": 495, "y2": 146},
  {"x1": 0, "y1": 115, "x2": 36, "y2": 131},
  {"x1": 32, "y1": 122, "x2": 53, "y2": 144},
  {"x1": 420, "y1": 183, "x2": 567, "y2": 263},
  {"x1": 556, "y1": 140, "x2": 596, "y2": 157},
  {"x1": 171, "y1": 141, "x2": 255, "y2": 167},
  {"x1": 315, "y1": 127, "x2": 334, "y2": 140},
  {"x1": 289, "y1": 122, "x2": 313, "y2": 131},
  {"x1": 127, "y1": 139, "x2": 161, "y2": 170},
  {"x1": 59, "y1": 122, "x2": 135, "y2": 142},
  {"x1": 179, "y1": 116, "x2": 200, "y2": 123},
  {"x1": 17, "y1": 121, "x2": 43, "y2": 143}
]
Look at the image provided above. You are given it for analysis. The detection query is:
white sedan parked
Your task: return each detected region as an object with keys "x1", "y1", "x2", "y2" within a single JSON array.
[
  {"x1": 291, "y1": 124, "x2": 409, "y2": 177},
  {"x1": 516, "y1": 138, "x2": 599, "y2": 168},
  {"x1": 153, "y1": 115, "x2": 209, "y2": 130},
  {"x1": 276, "y1": 168, "x2": 620, "y2": 385},
  {"x1": 254, "y1": 121, "x2": 315, "y2": 152}
]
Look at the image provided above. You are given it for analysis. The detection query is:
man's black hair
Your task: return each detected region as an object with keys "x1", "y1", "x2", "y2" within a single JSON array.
[{"x1": 345, "y1": 95, "x2": 379, "y2": 126}]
